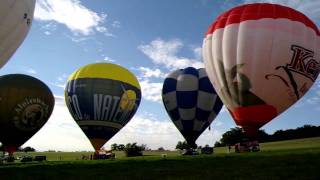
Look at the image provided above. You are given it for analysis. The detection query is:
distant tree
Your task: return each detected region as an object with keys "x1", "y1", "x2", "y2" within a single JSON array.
[
  {"x1": 140, "y1": 144, "x2": 147, "y2": 151},
  {"x1": 111, "y1": 143, "x2": 118, "y2": 151},
  {"x1": 216, "y1": 125, "x2": 320, "y2": 145},
  {"x1": 214, "y1": 141, "x2": 222, "y2": 147},
  {"x1": 124, "y1": 143, "x2": 144, "y2": 157},
  {"x1": 176, "y1": 141, "x2": 183, "y2": 150},
  {"x1": 175, "y1": 141, "x2": 192, "y2": 150},
  {"x1": 256, "y1": 129, "x2": 270, "y2": 143},
  {"x1": 158, "y1": 147, "x2": 165, "y2": 151},
  {"x1": 117, "y1": 144, "x2": 125, "y2": 151},
  {"x1": 22, "y1": 146, "x2": 35, "y2": 152},
  {"x1": 220, "y1": 127, "x2": 247, "y2": 146}
]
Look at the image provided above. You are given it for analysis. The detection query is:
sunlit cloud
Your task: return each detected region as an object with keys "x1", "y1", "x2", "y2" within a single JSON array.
[
  {"x1": 138, "y1": 67, "x2": 166, "y2": 79},
  {"x1": 138, "y1": 38, "x2": 204, "y2": 70},
  {"x1": 35, "y1": 0, "x2": 111, "y2": 36},
  {"x1": 103, "y1": 56, "x2": 116, "y2": 63},
  {"x1": 25, "y1": 68, "x2": 37, "y2": 75},
  {"x1": 112, "y1": 21, "x2": 121, "y2": 28},
  {"x1": 139, "y1": 79, "x2": 163, "y2": 103}
]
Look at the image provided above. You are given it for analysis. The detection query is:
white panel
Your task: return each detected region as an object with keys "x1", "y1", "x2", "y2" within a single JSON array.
[
  {"x1": 197, "y1": 91, "x2": 215, "y2": 111},
  {"x1": 176, "y1": 74, "x2": 198, "y2": 91},
  {"x1": 162, "y1": 91, "x2": 177, "y2": 111},
  {"x1": 178, "y1": 108, "x2": 195, "y2": 120}
]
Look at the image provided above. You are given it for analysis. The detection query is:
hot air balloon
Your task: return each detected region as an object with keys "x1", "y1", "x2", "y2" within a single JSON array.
[
  {"x1": 202, "y1": 3, "x2": 320, "y2": 136},
  {"x1": 162, "y1": 67, "x2": 223, "y2": 148},
  {"x1": 65, "y1": 63, "x2": 141, "y2": 151},
  {"x1": 0, "y1": 74, "x2": 54, "y2": 155},
  {"x1": 0, "y1": 0, "x2": 36, "y2": 68}
]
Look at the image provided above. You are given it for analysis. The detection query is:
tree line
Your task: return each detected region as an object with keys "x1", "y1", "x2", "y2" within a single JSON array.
[{"x1": 215, "y1": 124, "x2": 320, "y2": 147}]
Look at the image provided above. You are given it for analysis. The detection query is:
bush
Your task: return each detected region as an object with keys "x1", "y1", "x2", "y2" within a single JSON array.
[{"x1": 124, "y1": 143, "x2": 144, "y2": 157}]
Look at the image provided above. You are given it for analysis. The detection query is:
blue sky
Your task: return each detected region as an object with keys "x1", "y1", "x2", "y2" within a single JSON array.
[{"x1": 1, "y1": 0, "x2": 320, "y2": 151}]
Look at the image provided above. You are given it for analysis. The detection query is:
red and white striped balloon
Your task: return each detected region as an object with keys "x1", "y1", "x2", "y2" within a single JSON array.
[{"x1": 202, "y1": 3, "x2": 320, "y2": 135}]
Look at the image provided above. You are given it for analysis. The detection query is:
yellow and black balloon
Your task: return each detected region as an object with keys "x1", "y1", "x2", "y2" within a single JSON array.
[{"x1": 65, "y1": 63, "x2": 141, "y2": 151}]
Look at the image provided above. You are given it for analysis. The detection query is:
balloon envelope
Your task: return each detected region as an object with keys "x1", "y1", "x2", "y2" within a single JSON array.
[
  {"x1": 162, "y1": 67, "x2": 223, "y2": 147},
  {"x1": 65, "y1": 63, "x2": 141, "y2": 150},
  {"x1": 0, "y1": 0, "x2": 36, "y2": 68},
  {"x1": 0, "y1": 74, "x2": 54, "y2": 153},
  {"x1": 203, "y1": 3, "x2": 320, "y2": 135}
]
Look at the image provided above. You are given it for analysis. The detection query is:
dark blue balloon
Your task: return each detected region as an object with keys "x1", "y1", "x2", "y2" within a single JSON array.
[{"x1": 162, "y1": 67, "x2": 223, "y2": 147}]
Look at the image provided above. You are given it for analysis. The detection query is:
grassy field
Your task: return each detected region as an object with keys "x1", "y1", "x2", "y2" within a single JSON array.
[{"x1": 0, "y1": 137, "x2": 319, "y2": 179}]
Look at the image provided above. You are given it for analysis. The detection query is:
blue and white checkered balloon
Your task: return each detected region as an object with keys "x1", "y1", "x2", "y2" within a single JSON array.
[{"x1": 162, "y1": 67, "x2": 223, "y2": 147}]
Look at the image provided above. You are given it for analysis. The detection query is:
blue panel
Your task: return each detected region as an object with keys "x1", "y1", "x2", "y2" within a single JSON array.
[
  {"x1": 169, "y1": 108, "x2": 180, "y2": 121},
  {"x1": 195, "y1": 108, "x2": 211, "y2": 121},
  {"x1": 200, "y1": 122, "x2": 210, "y2": 132},
  {"x1": 181, "y1": 120, "x2": 194, "y2": 131},
  {"x1": 199, "y1": 77, "x2": 215, "y2": 93},
  {"x1": 213, "y1": 99, "x2": 223, "y2": 113},
  {"x1": 162, "y1": 78, "x2": 177, "y2": 94},
  {"x1": 183, "y1": 67, "x2": 198, "y2": 77},
  {"x1": 176, "y1": 91, "x2": 197, "y2": 108}
]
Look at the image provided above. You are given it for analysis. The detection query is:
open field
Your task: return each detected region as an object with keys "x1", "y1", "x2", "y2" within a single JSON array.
[{"x1": 0, "y1": 137, "x2": 320, "y2": 179}]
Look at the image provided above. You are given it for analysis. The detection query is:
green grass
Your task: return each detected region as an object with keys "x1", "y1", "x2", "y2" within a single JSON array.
[{"x1": 1, "y1": 137, "x2": 320, "y2": 179}]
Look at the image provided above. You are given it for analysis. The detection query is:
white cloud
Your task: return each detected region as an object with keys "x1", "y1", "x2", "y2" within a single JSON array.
[
  {"x1": 112, "y1": 21, "x2": 121, "y2": 28},
  {"x1": 106, "y1": 116, "x2": 182, "y2": 150},
  {"x1": 40, "y1": 22, "x2": 57, "y2": 35},
  {"x1": 103, "y1": 56, "x2": 115, "y2": 63},
  {"x1": 193, "y1": 47, "x2": 202, "y2": 60},
  {"x1": 44, "y1": 31, "x2": 51, "y2": 35},
  {"x1": 137, "y1": 39, "x2": 205, "y2": 103},
  {"x1": 138, "y1": 67, "x2": 166, "y2": 79},
  {"x1": 35, "y1": 0, "x2": 110, "y2": 36},
  {"x1": 51, "y1": 74, "x2": 68, "y2": 89},
  {"x1": 140, "y1": 79, "x2": 163, "y2": 102},
  {"x1": 306, "y1": 90, "x2": 320, "y2": 105},
  {"x1": 64, "y1": 34, "x2": 93, "y2": 43},
  {"x1": 138, "y1": 38, "x2": 204, "y2": 70},
  {"x1": 243, "y1": 0, "x2": 320, "y2": 22},
  {"x1": 197, "y1": 128, "x2": 223, "y2": 147},
  {"x1": 26, "y1": 68, "x2": 37, "y2": 74}
]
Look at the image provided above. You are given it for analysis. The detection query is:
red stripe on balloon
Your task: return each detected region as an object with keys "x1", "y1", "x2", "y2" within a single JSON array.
[{"x1": 205, "y1": 3, "x2": 320, "y2": 37}]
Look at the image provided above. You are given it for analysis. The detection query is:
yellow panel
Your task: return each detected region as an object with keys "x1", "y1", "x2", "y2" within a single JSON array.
[{"x1": 68, "y1": 63, "x2": 140, "y2": 89}]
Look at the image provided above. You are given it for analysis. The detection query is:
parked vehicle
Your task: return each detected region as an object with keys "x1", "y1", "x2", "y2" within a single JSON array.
[
  {"x1": 235, "y1": 141, "x2": 260, "y2": 153},
  {"x1": 93, "y1": 150, "x2": 115, "y2": 160},
  {"x1": 201, "y1": 146, "x2": 214, "y2": 154},
  {"x1": 34, "y1": 156, "x2": 46, "y2": 161},
  {"x1": 20, "y1": 156, "x2": 33, "y2": 162}
]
